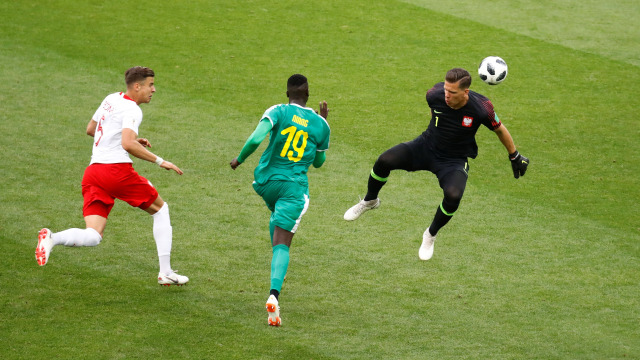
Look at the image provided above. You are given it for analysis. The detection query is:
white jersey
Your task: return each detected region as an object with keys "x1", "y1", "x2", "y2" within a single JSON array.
[{"x1": 89, "y1": 92, "x2": 143, "y2": 164}]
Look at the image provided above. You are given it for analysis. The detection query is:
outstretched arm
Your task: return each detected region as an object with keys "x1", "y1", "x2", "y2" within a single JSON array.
[
  {"x1": 230, "y1": 119, "x2": 272, "y2": 170},
  {"x1": 121, "y1": 128, "x2": 183, "y2": 175}
]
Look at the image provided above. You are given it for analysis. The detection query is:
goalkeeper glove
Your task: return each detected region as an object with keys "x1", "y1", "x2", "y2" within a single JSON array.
[{"x1": 509, "y1": 151, "x2": 529, "y2": 179}]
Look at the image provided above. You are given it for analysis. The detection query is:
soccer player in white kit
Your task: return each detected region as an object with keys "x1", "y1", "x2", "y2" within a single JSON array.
[{"x1": 35, "y1": 66, "x2": 189, "y2": 286}]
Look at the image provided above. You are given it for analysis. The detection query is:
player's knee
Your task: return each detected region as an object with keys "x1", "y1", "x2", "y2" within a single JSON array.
[
  {"x1": 443, "y1": 186, "x2": 464, "y2": 204},
  {"x1": 373, "y1": 155, "x2": 394, "y2": 178}
]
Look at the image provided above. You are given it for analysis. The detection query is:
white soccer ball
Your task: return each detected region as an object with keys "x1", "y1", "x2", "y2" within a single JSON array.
[{"x1": 478, "y1": 56, "x2": 508, "y2": 85}]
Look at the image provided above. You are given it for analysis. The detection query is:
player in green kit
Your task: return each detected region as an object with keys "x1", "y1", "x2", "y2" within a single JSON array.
[{"x1": 230, "y1": 74, "x2": 330, "y2": 326}]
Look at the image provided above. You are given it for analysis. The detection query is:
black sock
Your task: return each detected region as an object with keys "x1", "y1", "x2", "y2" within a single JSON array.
[
  {"x1": 429, "y1": 206, "x2": 453, "y2": 236},
  {"x1": 270, "y1": 289, "x2": 280, "y2": 300},
  {"x1": 364, "y1": 175, "x2": 386, "y2": 201}
]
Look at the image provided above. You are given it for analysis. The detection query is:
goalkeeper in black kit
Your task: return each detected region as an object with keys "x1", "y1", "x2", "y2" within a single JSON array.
[{"x1": 344, "y1": 68, "x2": 529, "y2": 260}]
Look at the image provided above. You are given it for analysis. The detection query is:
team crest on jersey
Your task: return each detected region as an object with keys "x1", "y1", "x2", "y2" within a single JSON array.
[{"x1": 462, "y1": 116, "x2": 473, "y2": 127}]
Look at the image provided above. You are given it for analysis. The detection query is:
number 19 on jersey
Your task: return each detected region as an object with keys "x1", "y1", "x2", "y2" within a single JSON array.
[{"x1": 280, "y1": 126, "x2": 308, "y2": 162}]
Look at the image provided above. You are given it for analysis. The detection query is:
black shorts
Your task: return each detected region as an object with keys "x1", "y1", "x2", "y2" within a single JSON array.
[{"x1": 403, "y1": 135, "x2": 469, "y2": 183}]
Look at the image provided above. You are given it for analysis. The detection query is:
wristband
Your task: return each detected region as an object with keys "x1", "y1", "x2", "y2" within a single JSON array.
[
  {"x1": 155, "y1": 156, "x2": 164, "y2": 166},
  {"x1": 509, "y1": 151, "x2": 519, "y2": 161}
]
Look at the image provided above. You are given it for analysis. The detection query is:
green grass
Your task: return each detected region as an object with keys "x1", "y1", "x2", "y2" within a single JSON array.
[
  {"x1": 402, "y1": 0, "x2": 640, "y2": 66},
  {"x1": 1, "y1": 0, "x2": 639, "y2": 359}
]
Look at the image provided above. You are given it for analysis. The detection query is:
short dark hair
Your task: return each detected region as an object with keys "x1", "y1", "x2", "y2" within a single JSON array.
[
  {"x1": 287, "y1": 74, "x2": 308, "y2": 88},
  {"x1": 445, "y1": 68, "x2": 471, "y2": 89},
  {"x1": 125, "y1": 66, "x2": 155, "y2": 86}
]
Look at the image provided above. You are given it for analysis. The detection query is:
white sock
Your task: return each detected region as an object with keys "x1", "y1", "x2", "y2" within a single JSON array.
[
  {"x1": 51, "y1": 228, "x2": 102, "y2": 247},
  {"x1": 158, "y1": 255, "x2": 171, "y2": 276},
  {"x1": 152, "y1": 203, "x2": 173, "y2": 275}
]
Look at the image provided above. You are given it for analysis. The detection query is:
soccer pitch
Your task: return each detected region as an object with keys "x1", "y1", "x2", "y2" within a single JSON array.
[{"x1": 1, "y1": 0, "x2": 638, "y2": 359}]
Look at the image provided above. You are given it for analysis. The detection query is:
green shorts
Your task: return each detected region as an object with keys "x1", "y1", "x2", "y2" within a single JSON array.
[{"x1": 253, "y1": 180, "x2": 309, "y2": 233}]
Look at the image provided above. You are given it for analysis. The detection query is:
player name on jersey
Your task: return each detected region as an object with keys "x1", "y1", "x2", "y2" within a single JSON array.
[{"x1": 292, "y1": 115, "x2": 309, "y2": 127}]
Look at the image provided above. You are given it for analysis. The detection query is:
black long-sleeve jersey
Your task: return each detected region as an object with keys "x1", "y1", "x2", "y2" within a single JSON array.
[{"x1": 422, "y1": 82, "x2": 502, "y2": 159}]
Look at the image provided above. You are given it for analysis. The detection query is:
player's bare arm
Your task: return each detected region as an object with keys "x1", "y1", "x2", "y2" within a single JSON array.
[
  {"x1": 137, "y1": 138, "x2": 151, "y2": 148},
  {"x1": 121, "y1": 128, "x2": 183, "y2": 175},
  {"x1": 86, "y1": 119, "x2": 97, "y2": 137},
  {"x1": 493, "y1": 124, "x2": 517, "y2": 154}
]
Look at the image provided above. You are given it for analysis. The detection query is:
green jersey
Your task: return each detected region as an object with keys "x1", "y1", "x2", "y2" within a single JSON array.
[{"x1": 254, "y1": 103, "x2": 330, "y2": 186}]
